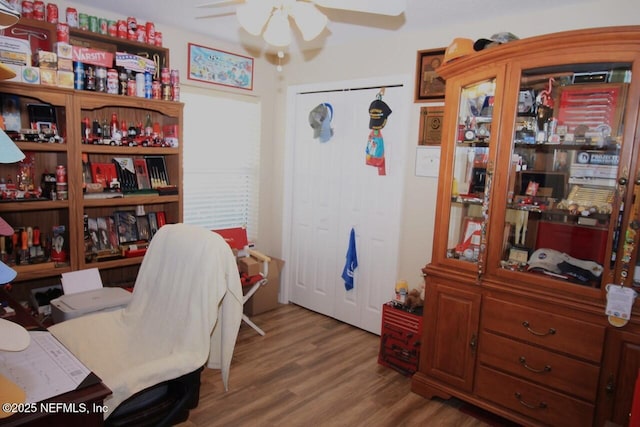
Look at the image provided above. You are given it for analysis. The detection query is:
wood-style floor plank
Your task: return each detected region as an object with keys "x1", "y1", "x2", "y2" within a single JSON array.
[{"x1": 177, "y1": 304, "x2": 497, "y2": 427}]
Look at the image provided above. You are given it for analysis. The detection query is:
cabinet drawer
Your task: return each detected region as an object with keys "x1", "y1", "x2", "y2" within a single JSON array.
[
  {"x1": 475, "y1": 365, "x2": 594, "y2": 427},
  {"x1": 482, "y1": 297, "x2": 605, "y2": 362},
  {"x1": 479, "y1": 331, "x2": 600, "y2": 401}
]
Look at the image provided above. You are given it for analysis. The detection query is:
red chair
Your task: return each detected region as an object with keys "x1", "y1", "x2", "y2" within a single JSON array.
[{"x1": 213, "y1": 227, "x2": 270, "y2": 336}]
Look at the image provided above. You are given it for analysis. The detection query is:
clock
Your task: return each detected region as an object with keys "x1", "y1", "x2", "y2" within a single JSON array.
[{"x1": 464, "y1": 129, "x2": 476, "y2": 141}]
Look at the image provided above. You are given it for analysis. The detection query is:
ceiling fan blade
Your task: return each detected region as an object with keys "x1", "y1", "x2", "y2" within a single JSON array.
[
  {"x1": 196, "y1": 11, "x2": 236, "y2": 19},
  {"x1": 195, "y1": 0, "x2": 242, "y2": 8},
  {"x1": 313, "y1": 0, "x2": 406, "y2": 16}
]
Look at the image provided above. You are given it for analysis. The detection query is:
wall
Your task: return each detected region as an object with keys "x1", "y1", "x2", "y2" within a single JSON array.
[{"x1": 63, "y1": 0, "x2": 638, "y2": 293}]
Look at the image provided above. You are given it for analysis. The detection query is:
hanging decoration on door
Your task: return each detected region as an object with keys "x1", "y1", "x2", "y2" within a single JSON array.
[
  {"x1": 341, "y1": 227, "x2": 358, "y2": 291},
  {"x1": 308, "y1": 102, "x2": 334, "y2": 143},
  {"x1": 366, "y1": 89, "x2": 392, "y2": 176}
]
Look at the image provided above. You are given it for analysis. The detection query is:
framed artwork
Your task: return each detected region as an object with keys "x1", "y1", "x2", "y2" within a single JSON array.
[
  {"x1": 418, "y1": 106, "x2": 444, "y2": 145},
  {"x1": 187, "y1": 43, "x2": 254, "y2": 90},
  {"x1": 415, "y1": 48, "x2": 446, "y2": 102}
]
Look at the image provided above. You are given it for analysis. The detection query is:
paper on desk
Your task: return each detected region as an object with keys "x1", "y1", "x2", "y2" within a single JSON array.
[
  {"x1": 61, "y1": 267, "x2": 103, "y2": 295},
  {"x1": 0, "y1": 331, "x2": 91, "y2": 403}
]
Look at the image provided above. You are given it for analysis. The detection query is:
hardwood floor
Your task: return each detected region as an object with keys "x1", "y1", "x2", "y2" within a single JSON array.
[{"x1": 177, "y1": 303, "x2": 499, "y2": 427}]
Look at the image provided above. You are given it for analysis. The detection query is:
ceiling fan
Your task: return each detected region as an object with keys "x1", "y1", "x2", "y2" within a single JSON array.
[{"x1": 196, "y1": 0, "x2": 407, "y2": 48}]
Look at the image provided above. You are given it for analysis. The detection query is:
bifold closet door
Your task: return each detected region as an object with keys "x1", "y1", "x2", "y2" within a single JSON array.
[{"x1": 287, "y1": 81, "x2": 408, "y2": 334}]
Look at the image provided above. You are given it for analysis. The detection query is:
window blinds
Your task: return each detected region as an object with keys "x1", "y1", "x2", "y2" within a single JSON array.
[{"x1": 181, "y1": 87, "x2": 261, "y2": 242}]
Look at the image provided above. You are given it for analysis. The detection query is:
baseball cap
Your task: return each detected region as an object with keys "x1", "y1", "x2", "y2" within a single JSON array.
[
  {"x1": 527, "y1": 248, "x2": 564, "y2": 274},
  {"x1": 443, "y1": 38, "x2": 474, "y2": 64},
  {"x1": 369, "y1": 99, "x2": 392, "y2": 130},
  {"x1": 474, "y1": 32, "x2": 519, "y2": 51},
  {"x1": 309, "y1": 103, "x2": 334, "y2": 142}
]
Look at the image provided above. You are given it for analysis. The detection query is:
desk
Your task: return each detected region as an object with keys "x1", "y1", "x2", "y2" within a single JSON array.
[{"x1": 0, "y1": 287, "x2": 111, "y2": 427}]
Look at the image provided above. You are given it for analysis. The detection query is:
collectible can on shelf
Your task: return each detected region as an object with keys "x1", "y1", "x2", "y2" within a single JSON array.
[
  {"x1": 21, "y1": 1, "x2": 33, "y2": 19},
  {"x1": 46, "y1": 3, "x2": 58, "y2": 23},
  {"x1": 56, "y1": 165, "x2": 66, "y2": 183},
  {"x1": 135, "y1": 72, "x2": 145, "y2": 97},
  {"x1": 117, "y1": 20, "x2": 127, "y2": 38},
  {"x1": 95, "y1": 66, "x2": 107, "y2": 92},
  {"x1": 98, "y1": 18, "x2": 108, "y2": 35},
  {"x1": 171, "y1": 84, "x2": 180, "y2": 102},
  {"x1": 84, "y1": 65, "x2": 96, "y2": 91},
  {"x1": 160, "y1": 67, "x2": 170, "y2": 85},
  {"x1": 73, "y1": 61, "x2": 84, "y2": 90},
  {"x1": 126, "y1": 16, "x2": 137, "y2": 40},
  {"x1": 88, "y1": 15, "x2": 98, "y2": 33},
  {"x1": 78, "y1": 13, "x2": 88, "y2": 30},
  {"x1": 65, "y1": 7, "x2": 78, "y2": 27},
  {"x1": 33, "y1": 0, "x2": 44, "y2": 20},
  {"x1": 170, "y1": 69, "x2": 179, "y2": 86},
  {"x1": 161, "y1": 84, "x2": 171, "y2": 101},
  {"x1": 119, "y1": 70, "x2": 128, "y2": 95},
  {"x1": 56, "y1": 23, "x2": 69, "y2": 43},
  {"x1": 151, "y1": 80, "x2": 161, "y2": 100},
  {"x1": 144, "y1": 72, "x2": 152, "y2": 98},
  {"x1": 107, "y1": 20, "x2": 117, "y2": 37},
  {"x1": 106, "y1": 69, "x2": 118, "y2": 94},
  {"x1": 155, "y1": 31, "x2": 162, "y2": 47},
  {"x1": 145, "y1": 22, "x2": 155, "y2": 45},
  {"x1": 136, "y1": 27, "x2": 146, "y2": 43},
  {"x1": 127, "y1": 77, "x2": 136, "y2": 97}
]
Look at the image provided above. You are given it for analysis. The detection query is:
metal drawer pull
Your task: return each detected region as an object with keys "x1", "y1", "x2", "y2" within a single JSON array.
[
  {"x1": 514, "y1": 392, "x2": 548, "y2": 410},
  {"x1": 519, "y1": 356, "x2": 551, "y2": 373},
  {"x1": 521, "y1": 321, "x2": 556, "y2": 336}
]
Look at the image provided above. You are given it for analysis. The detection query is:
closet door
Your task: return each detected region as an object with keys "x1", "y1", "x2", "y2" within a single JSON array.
[{"x1": 286, "y1": 79, "x2": 408, "y2": 334}]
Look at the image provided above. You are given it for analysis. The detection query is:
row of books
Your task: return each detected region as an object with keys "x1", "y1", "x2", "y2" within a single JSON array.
[
  {"x1": 83, "y1": 155, "x2": 175, "y2": 195},
  {"x1": 84, "y1": 211, "x2": 166, "y2": 259}
]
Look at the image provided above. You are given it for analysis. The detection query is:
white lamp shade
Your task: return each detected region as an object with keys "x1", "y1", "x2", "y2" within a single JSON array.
[
  {"x1": 0, "y1": 318, "x2": 29, "y2": 351},
  {"x1": 236, "y1": 0, "x2": 273, "y2": 36},
  {"x1": 0, "y1": 128, "x2": 24, "y2": 163},
  {"x1": 292, "y1": 2, "x2": 327, "y2": 41},
  {"x1": 262, "y1": 10, "x2": 291, "y2": 47},
  {"x1": 0, "y1": 0, "x2": 19, "y2": 30}
]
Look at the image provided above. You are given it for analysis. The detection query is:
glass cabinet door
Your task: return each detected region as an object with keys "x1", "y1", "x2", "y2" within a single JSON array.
[
  {"x1": 498, "y1": 62, "x2": 632, "y2": 289},
  {"x1": 447, "y1": 79, "x2": 497, "y2": 265}
]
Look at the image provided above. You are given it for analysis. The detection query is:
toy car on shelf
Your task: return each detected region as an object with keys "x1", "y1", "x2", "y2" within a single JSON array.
[{"x1": 8, "y1": 128, "x2": 64, "y2": 144}]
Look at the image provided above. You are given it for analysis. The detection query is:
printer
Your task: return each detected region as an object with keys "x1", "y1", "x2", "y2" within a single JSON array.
[
  {"x1": 50, "y1": 268, "x2": 132, "y2": 323},
  {"x1": 51, "y1": 287, "x2": 132, "y2": 323}
]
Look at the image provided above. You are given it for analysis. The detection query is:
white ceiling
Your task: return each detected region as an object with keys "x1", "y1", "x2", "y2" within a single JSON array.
[{"x1": 68, "y1": 0, "x2": 585, "y2": 54}]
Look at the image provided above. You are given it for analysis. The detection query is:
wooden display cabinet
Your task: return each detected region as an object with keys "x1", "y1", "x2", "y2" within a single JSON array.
[{"x1": 412, "y1": 26, "x2": 640, "y2": 427}]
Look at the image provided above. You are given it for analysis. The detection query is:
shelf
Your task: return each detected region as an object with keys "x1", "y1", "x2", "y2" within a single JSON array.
[
  {"x1": 12, "y1": 262, "x2": 72, "y2": 282},
  {"x1": 82, "y1": 194, "x2": 179, "y2": 207},
  {"x1": 80, "y1": 145, "x2": 179, "y2": 156},
  {"x1": 0, "y1": 199, "x2": 69, "y2": 212}
]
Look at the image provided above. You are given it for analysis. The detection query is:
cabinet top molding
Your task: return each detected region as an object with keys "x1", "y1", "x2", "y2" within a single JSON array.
[{"x1": 437, "y1": 26, "x2": 640, "y2": 79}]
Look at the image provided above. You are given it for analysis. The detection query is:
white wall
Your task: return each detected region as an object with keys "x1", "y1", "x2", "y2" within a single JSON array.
[{"x1": 63, "y1": 0, "x2": 638, "y2": 292}]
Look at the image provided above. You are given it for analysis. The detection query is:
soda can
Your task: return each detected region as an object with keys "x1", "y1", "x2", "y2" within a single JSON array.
[
  {"x1": 98, "y1": 18, "x2": 108, "y2": 35},
  {"x1": 145, "y1": 22, "x2": 155, "y2": 45},
  {"x1": 107, "y1": 20, "x2": 117, "y2": 37},
  {"x1": 46, "y1": 3, "x2": 58, "y2": 23},
  {"x1": 135, "y1": 72, "x2": 145, "y2": 97},
  {"x1": 155, "y1": 31, "x2": 162, "y2": 47},
  {"x1": 127, "y1": 77, "x2": 137, "y2": 97},
  {"x1": 144, "y1": 72, "x2": 152, "y2": 98},
  {"x1": 126, "y1": 16, "x2": 137, "y2": 40},
  {"x1": 56, "y1": 165, "x2": 67, "y2": 183},
  {"x1": 88, "y1": 15, "x2": 98, "y2": 33},
  {"x1": 106, "y1": 69, "x2": 118, "y2": 94},
  {"x1": 117, "y1": 20, "x2": 127, "y2": 38},
  {"x1": 171, "y1": 84, "x2": 180, "y2": 102},
  {"x1": 73, "y1": 61, "x2": 84, "y2": 90},
  {"x1": 160, "y1": 67, "x2": 170, "y2": 85},
  {"x1": 65, "y1": 7, "x2": 78, "y2": 28},
  {"x1": 21, "y1": 1, "x2": 33, "y2": 19},
  {"x1": 161, "y1": 84, "x2": 171, "y2": 101},
  {"x1": 151, "y1": 80, "x2": 161, "y2": 100},
  {"x1": 78, "y1": 13, "x2": 88, "y2": 30},
  {"x1": 33, "y1": 0, "x2": 44, "y2": 20},
  {"x1": 170, "y1": 69, "x2": 180, "y2": 86},
  {"x1": 56, "y1": 23, "x2": 70, "y2": 43}
]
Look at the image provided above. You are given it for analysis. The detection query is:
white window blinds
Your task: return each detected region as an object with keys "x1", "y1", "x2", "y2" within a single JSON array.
[{"x1": 181, "y1": 87, "x2": 261, "y2": 242}]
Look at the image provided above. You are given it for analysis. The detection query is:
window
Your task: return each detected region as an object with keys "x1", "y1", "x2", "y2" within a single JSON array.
[{"x1": 181, "y1": 87, "x2": 261, "y2": 242}]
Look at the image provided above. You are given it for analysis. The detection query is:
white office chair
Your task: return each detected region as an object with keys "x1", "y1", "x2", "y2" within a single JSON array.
[{"x1": 49, "y1": 223, "x2": 244, "y2": 425}]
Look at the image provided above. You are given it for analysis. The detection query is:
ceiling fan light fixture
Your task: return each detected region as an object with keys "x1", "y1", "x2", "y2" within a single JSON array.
[
  {"x1": 291, "y1": 2, "x2": 327, "y2": 41},
  {"x1": 0, "y1": 0, "x2": 19, "y2": 30},
  {"x1": 236, "y1": 0, "x2": 273, "y2": 36},
  {"x1": 262, "y1": 9, "x2": 291, "y2": 47}
]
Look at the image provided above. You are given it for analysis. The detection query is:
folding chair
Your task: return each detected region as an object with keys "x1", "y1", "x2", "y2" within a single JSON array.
[{"x1": 213, "y1": 227, "x2": 270, "y2": 336}]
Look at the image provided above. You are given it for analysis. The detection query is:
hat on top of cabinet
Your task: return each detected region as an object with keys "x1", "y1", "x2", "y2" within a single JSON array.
[
  {"x1": 443, "y1": 38, "x2": 474, "y2": 64},
  {"x1": 474, "y1": 32, "x2": 519, "y2": 51}
]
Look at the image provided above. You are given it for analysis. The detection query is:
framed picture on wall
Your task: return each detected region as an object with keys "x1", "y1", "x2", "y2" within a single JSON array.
[
  {"x1": 187, "y1": 43, "x2": 254, "y2": 90},
  {"x1": 418, "y1": 106, "x2": 444, "y2": 145},
  {"x1": 415, "y1": 48, "x2": 446, "y2": 102}
]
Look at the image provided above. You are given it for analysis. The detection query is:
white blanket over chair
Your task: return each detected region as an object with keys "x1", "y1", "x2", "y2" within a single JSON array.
[{"x1": 49, "y1": 223, "x2": 244, "y2": 417}]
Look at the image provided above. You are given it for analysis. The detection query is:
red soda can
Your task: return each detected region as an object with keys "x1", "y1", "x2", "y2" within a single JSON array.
[
  {"x1": 170, "y1": 69, "x2": 180, "y2": 86},
  {"x1": 65, "y1": 7, "x2": 78, "y2": 28},
  {"x1": 155, "y1": 31, "x2": 162, "y2": 47},
  {"x1": 56, "y1": 23, "x2": 69, "y2": 43},
  {"x1": 136, "y1": 27, "x2": 146, "y2": 43},
  {"x1": 116, "y1": 20, "x2": 127, "y2": 38},
  {"x1": 21, "y1": 1, "x2": 33, "y2": 19},
  {"x1": 127, "y1": 78, "x2": 136, "y2": 97},
  {"x1": 171, "y1": 84, "x2": 180, "y2": 102},
  {"x1": 46, "y1": 3, "x2": 58, "y2": 23},
  {"x1": 145, "y1": 22, "x2": 155, "y2": 45},
  {"x1": 33, "y1": 0, "x2": 44, "y2": 20},
  {"x1": 56, "y1": 165, "x2": 66, "y2": 183},
  {"x1": 126, "y1": 16, "x2": 137, "y2": 40},
  {"x1": 151, "y1": 80, "x2": 161, "y2": 100},
  {"x1": 107, "y1": 20, "x2": 117, "y2": 37},
  {"x1": 160, "y1": 67, "x2": 170, "y2": 85}
]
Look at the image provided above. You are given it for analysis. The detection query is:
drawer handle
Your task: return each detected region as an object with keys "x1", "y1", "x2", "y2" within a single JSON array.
[
  {"x1": 514, "y1": 392, "x2": 548, "y2": 410},
  {"x1": 522, "y1": 321, "x2": 556, "y2": 337},
  {"x1": 519, "y1": 356, "x2": 551, "y2": 373}
]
